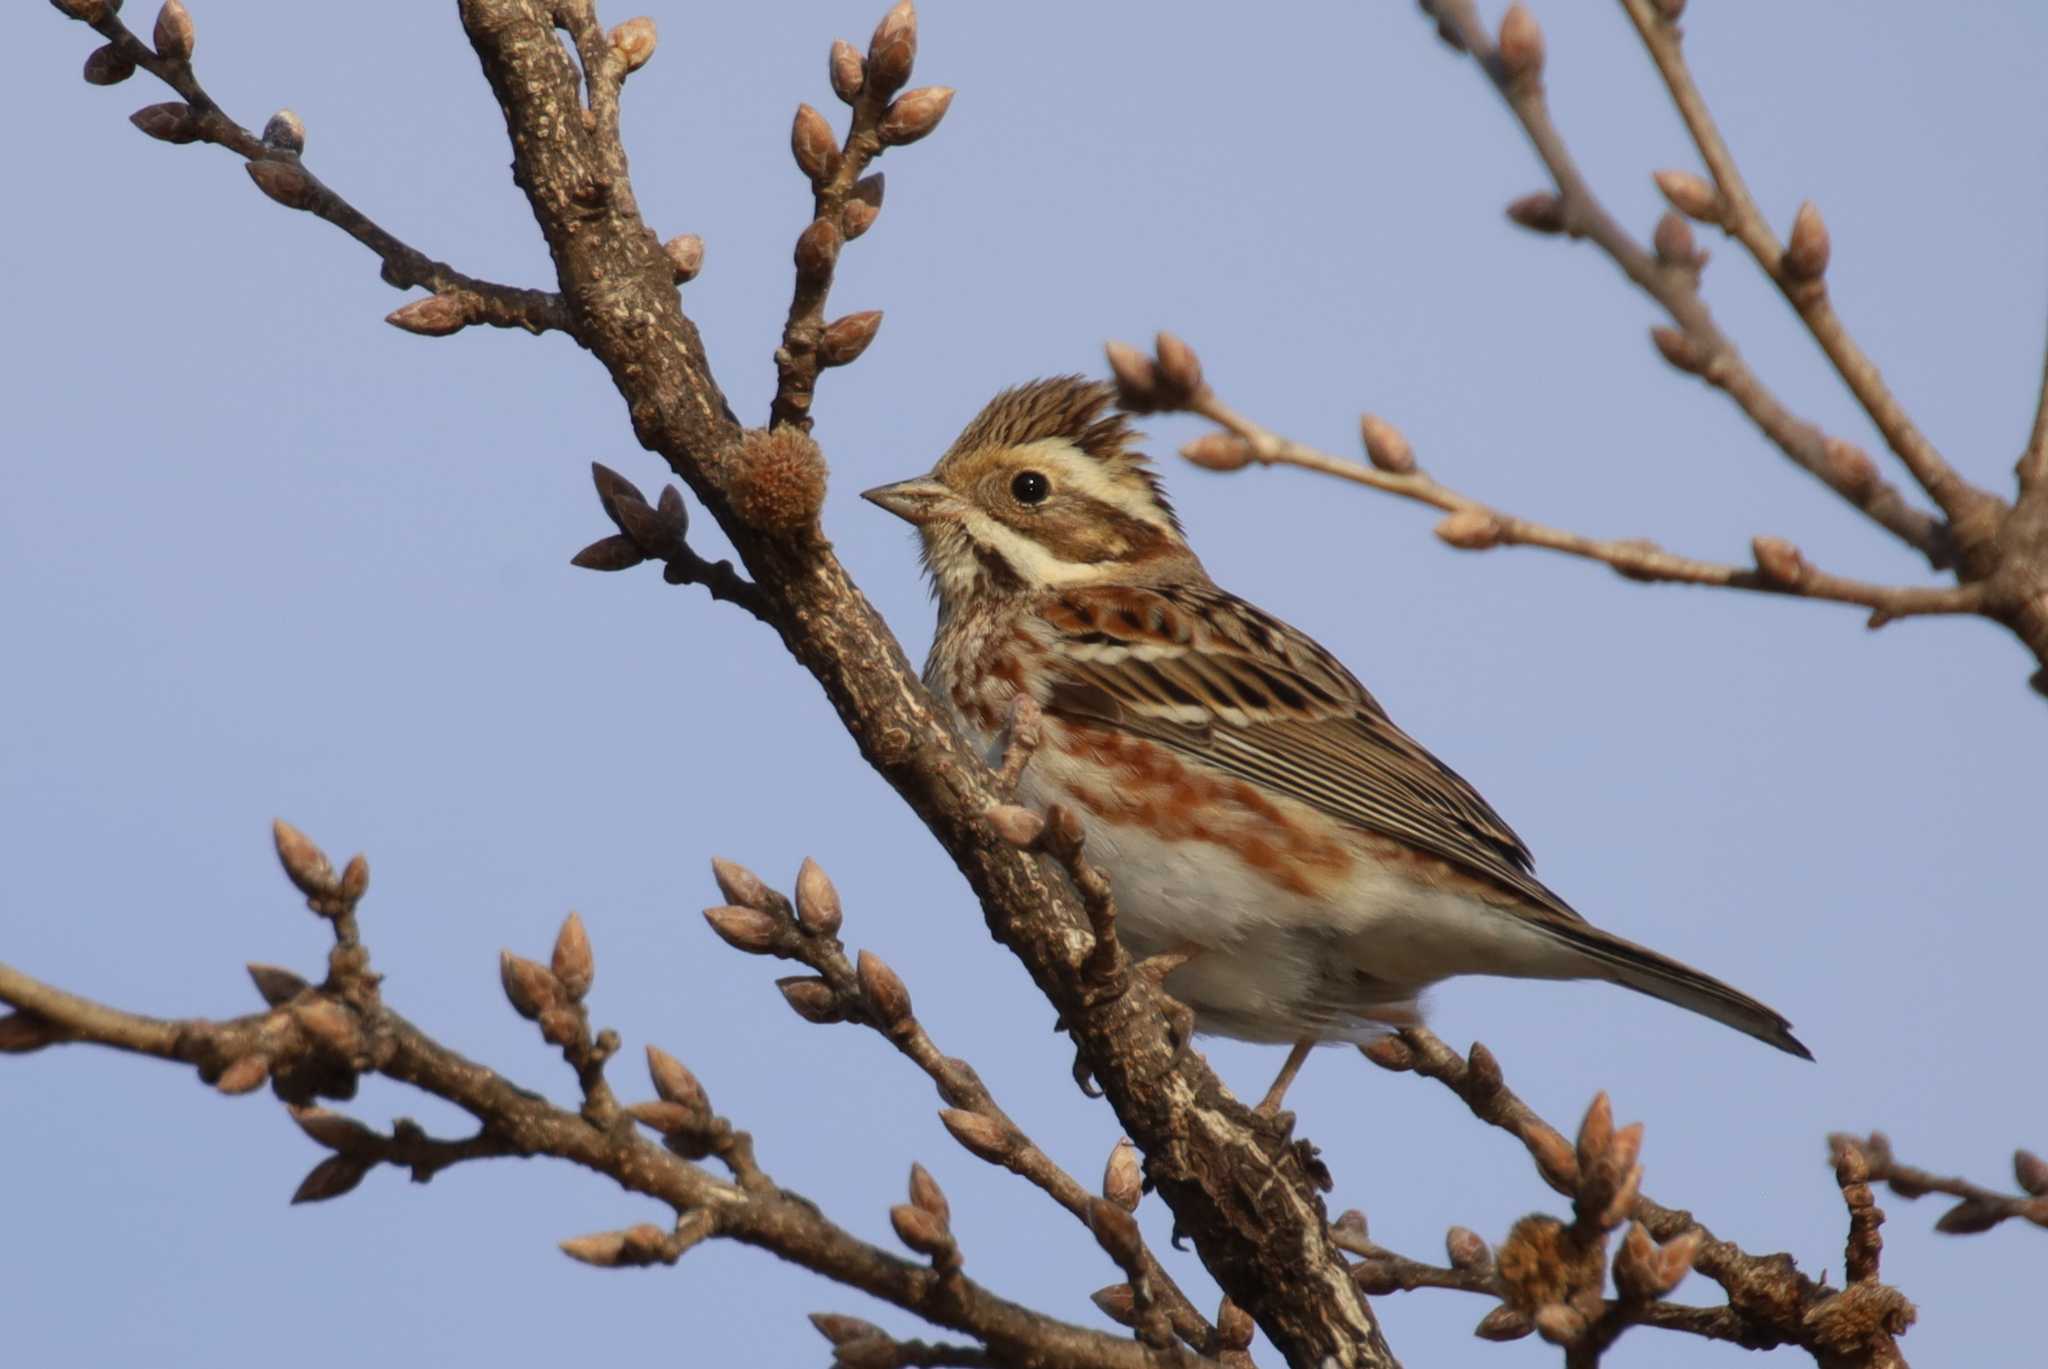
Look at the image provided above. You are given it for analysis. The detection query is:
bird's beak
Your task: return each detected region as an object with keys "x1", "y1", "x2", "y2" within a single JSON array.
[{"x1": 861, "y1": 477, "x2": 952, "y2": 526}]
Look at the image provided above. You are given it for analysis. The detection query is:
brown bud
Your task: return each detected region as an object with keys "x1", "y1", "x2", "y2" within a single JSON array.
[
  {"x1": 791, "y1": 103, "x2": 838, "y2": 182},
  {"x1": 710, "y1": 857, "x2": 773, "y2": 911},
  {"x1": 2015, "y1": 1149, "x2": 2048, "y2": 1197},
  {"x1": 1533, "y1": 1303, "x2": 1586, "y2": 1345},
  {"x1": 246, "y1": 158, "x2": 315, "y2": 211},
  {"x1": 1601, "y1": 1161, "x2": 1645, "y2": 1229},
  {"x1": 843, "y1": 173, "x2": 885, "y2": 239},
  {"x1": 908, "y1": 1162, "x2": 951, "y2": 1224},
  {"x1": 857, "y1": 950, "x2": 913, "y2": 1030},
  {"x1": 1497, "y1": 4, "x2": 1545, "y2": 82},
  {"x1": 1435, "y1": 508, "x2": 1504, "y2": 550},
  {"x1": 1215, "y1": 1297, "x2": 1255, "y2": 1351},
  {"x1": 1822, "y1": 437, "x2": 1878, "y2": 497},
  {"x1": 294, "y1": 998, "x2": 362, "y2": 1058},
  {"x1": 246, "y1": 962, "x2": 310, "y2": 1006},
  {"x1": 1181, "y1": 433, "x2": 1254, "y2": 472},
  {"x1": 795, "y1": 216, "x2": 843, "y2": 280},
  {"x1": 385, "y1": 294, "x2": 471, "y2": 337},
  {"x1": 729, "y1": 425, "x2": 828, "y2": 536},
  {"x1": 1505, "y1": 192, "x2": 1565, "y2": 234},
  {"x1": 984, "y1": 802, "x2": 1045, "y2": 847},
  {"x1": 1360, "y1": 1035, "x2": 1414, "y2": 1071},
  {"x1": 335, "y1": 853, "x2": 368, "y2": 905},
  {"x1": 777, "y1": 975, "x2": 842, "y2": 1024},
  {"x1": 1655, "y1": 1228, "x2": 1700, "y2": 1292},
  {"x1": 1650, "y1": 325, "x2": 1705, "y2": 375},
  {"x1": 559, "y1": 1230, "x2": 628, "y2": 1266},
  {"x1": 628, "y1": 1100, "x2": 699, "y2": 1136},
  {"x1": 1751, "y1": 535, "x2": 1808, "y2": 587},
  {"x1": 1090, "y1": 1283, "x2": 1138, "y2": 1326},
  {"x1": 610, "y1": 16, "x2": 657, "y2": 74},
  {"x1": 818, "y1": 310, "x2": 884, "y2": 368},
  {"x1": 215, "y1": 1054, "x2": 270, "y2": 1095},
  {"x1": 663, "y1": 232, "x2": 704, "y2": 283},
  {"x1": 153, "y1": 1, "x2": 194, "y2": 63},
  {"x1": 1446, "y1": 1226, "x2": 1492, "y2": 1273},
  {"x1": 1334, "y1": 1208, "x2": 1370, "y2": 1241},
  {"x1": 131, "y1": 101, "x2": 200, "y2": 144},
  {"x1": 1522, "y1": 1120, "x2": 1580, "y2": 1193},
  {"x1": 290, "y1": 1105, "x2": 377, "y2": 1151},
  {"x1": 645, "y1": 1045, "x2": 708, "y2": 1114},
  {"x1": 878, "y1": 86, "x2": 953, "y2": 146},
  {"x1": 793, "y1": 857, "x2": 844, "y2": 936},
  {"x1": 1467, "y1": 1042, "x2": 1504, "y2": 1095},
  {"x1": 811, "y1": 1313, "x2": 886, "y2": 1347},
  {"x1": 939, "y1": 1107, "x2": 1015, "y2": 1164},
  {"x1": 889, "y1": 1202, "x2": 952, "y2": 1260},
  {"x1": 291, "y1": 1154, "x2": 371, "y2": 1205},
  {"x1": 1154, "y1": 331, "x2": 1203, "y2": 399},
  {"x1": 498, "y1": 950, "x2": 562, "y2": 1021},
  {"x1": 1360, "y1": 415, "x2": 1416, "y2": 474},
  {"x1": 703, "y1": 904, "x2": 782, "y2": 955},
  {"x1": 1088, "y1": 1197, "x2": 1143, "y2": 1269},
  {"x1": 1104, "y1": 340, "x2": 1162, "y2": 411},
  {"x1": 1103, "y1": 1137, "x2": 1142, "y2": 1212},
  {"x1": 866, "y1": 0, "x2": 917, "y2": 99},
  {"x1": 1783, "y1": 200, "x2": 1831, "y2": 281},
  {"x1": 262, "y1": 109, "x2": 306, "y2": 155},
  {"x1": 829, "y1": 39, "x2": 865, "y2": 104},
  {"x1": 551, "y1": 911, "x2": 594, "y2": 1000},
  {"x1": 1934, "y1": 1197, "x2": 2006, "y2": 1235},
  {"x1": 272, "y1": 819, "x2": 336, "y2": 897},
  {"x1": 1653, "y1": 169, "x2": 1721, "y2": 223},
  {"x1": 83, "y1": 44, "x2": 137, "y2": 86},
  {"x1": 1473, "y1": 1305, "x2": 1534, "y2": 1342},
  {"x1": 54, "y1": 0, "x2": 113, "y2": 21},
  {"x1": 1575, "y1": 1092, "x2": 1614, "y2": 1177},
  {"x1": 1653, "y1": 211, "x2": 1698, "y2": 266},
  {"x1": 1654, "y1": 0, "x2": 1687, "y2": 19}
]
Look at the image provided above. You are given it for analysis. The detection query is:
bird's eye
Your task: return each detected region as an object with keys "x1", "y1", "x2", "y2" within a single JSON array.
[{"x1": 1010, "y1": 470, "x2": 1051, "y2": 505}]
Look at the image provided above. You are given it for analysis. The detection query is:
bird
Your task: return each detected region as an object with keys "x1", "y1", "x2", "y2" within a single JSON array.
[{"x1": 862, "y1": 376, "x2": 1810, "y2": 1110}]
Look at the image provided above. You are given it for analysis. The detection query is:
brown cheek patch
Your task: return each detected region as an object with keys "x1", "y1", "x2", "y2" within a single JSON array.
[{"x1": 1056, "y1": 721, "x2": 1355, "y2": 898}]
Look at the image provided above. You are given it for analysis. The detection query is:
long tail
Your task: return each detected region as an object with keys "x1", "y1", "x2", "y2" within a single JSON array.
[{"x1": 1544, "y1": 922, "x2": 1813, "y2": 1060}]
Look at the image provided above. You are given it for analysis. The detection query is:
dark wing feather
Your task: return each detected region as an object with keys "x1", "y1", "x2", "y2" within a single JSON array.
[{"x1": 1037, "y1": 584, "x2": 1583, "y2": 922}]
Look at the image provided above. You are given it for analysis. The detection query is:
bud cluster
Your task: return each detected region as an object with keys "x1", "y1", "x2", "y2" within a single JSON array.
[{"x1": 1105, "y1": 333, "x2": 1206, "y2": 414}]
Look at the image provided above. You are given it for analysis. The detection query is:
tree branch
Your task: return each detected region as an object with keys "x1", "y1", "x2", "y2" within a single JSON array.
[
  {"x1": 0, "y1": 826, "x2": 1194, "y2": 1369},
  {"x1": 1616, "y1": 0, "x2": 1988, "y2": 532},
  {"x1": 1833, "y1": 1132, "x2": 2048, "y2": 1238},
  {"x1": 1176, "y1": 379, "x2": 1986, "y2": 629},
  {"x1": 450, "y1": 2, "x2": 1393, "y2": 1362},
  {"x1": 1416, "y1": 0, "x2": 1952, "y2": 565},
  {"x1": 51, "y1": 0, "x2": 567, "y2": 336}
]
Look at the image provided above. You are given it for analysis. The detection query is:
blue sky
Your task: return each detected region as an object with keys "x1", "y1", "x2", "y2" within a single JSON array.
[{"x1": 4, "y1": 3, "x2": 2042, "y2": 1365}]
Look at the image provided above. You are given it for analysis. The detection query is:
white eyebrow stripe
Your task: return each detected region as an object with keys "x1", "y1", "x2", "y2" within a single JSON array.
[{"x1": 1008, "y1": 438, "x2": 1174, "y2": 531}]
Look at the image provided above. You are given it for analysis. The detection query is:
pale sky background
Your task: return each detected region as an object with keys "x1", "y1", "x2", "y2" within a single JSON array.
[{"x1": 4, "y1": 3, "x2": 2042, "y2": 1366}]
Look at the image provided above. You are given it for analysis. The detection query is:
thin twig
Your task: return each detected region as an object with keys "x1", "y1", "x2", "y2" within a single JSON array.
[
  {"x1": 55, "y1": 4, "x2": 566, "y2": 334},
  {"x1": 1418, "y1": 0, "x2": 1951, "y2": 564},
  {"x1": 703, "y1": 860, "x2": 1219, "y2": 1356},
  {"x1": 1833, "y1": 1132, "x2": 2048, "y2": 1236},
  {"x1": 1617, "y1": 0, "x2": 1986, "y2": 527},
  {"x1": 1190, "y1": 391, "x2": 1985, "y2": 626}
]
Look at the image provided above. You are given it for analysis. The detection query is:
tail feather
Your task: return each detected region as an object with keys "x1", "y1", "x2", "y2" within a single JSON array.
[{"x1": 1546, "y1": 923, "x2": 1813, "y2": 1060}]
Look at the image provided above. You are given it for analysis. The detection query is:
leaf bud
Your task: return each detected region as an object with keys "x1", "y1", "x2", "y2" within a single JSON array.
[{"x1": 877, "y1": 86, "x2": 952, "y2": 146}]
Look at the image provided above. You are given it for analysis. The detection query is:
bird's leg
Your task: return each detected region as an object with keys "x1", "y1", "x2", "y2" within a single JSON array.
[{"x1": 1255, "y1": 1039, "x2": 1315, "y2": 1117}]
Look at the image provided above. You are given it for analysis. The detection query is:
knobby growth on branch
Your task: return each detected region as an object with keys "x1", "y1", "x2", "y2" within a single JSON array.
[{"x1": 16, "y1": 2, "x2": 2040, "y2": 1367}]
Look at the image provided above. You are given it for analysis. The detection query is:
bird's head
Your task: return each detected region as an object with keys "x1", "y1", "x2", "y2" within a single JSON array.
[{"x1": 862, "y1": 377, "x2": 1194, "y2": 605}]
